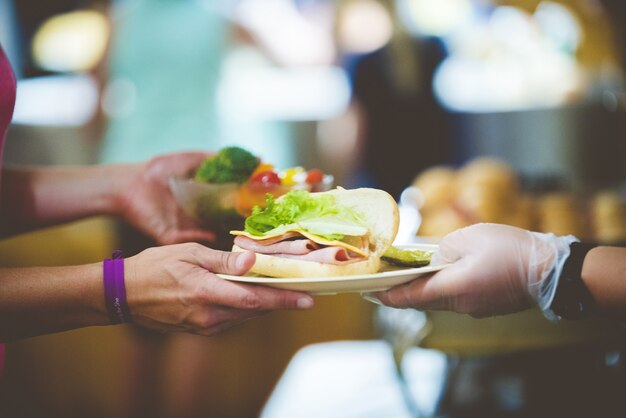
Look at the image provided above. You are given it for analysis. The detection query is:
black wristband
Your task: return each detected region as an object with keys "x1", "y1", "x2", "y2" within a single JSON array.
[{"x1": 549, "y1": 242, "x2": 597, "y2": 320}]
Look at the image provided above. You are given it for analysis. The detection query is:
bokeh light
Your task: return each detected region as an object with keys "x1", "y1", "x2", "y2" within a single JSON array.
[
  {"x1": 32, "y1": 10, "x2": 109, "y2": 73},
  {"x1": 338, "y1": 0, "x2": 393, "y2": 54}
]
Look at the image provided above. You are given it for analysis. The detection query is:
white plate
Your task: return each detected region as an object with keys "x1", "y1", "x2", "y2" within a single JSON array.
[{"x1": 217, "y1": 244, "x2": 447, "y2": 295}]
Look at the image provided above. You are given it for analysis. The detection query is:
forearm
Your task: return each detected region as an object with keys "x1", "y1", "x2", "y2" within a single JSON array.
[
  {"x1": 582, "y1": 246, "x2": 626, "y2": 318},
  {"x1": 0, "y1": 263, "x2": 110, "y2": 341},
  {"x1": 0, "y1": 164, "x2": 142, "y2": 237}
]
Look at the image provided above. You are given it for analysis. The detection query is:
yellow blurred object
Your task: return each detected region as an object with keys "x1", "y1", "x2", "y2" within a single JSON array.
[
  {"x1": 503, "y1": 193, "x2": 536, "y2": 230},
  {"x1": 418, "y1": 206, "x2": 469, "y2": 237},
  {"x1": 411, "y1": 165, "x2": 457, "y2": 212},
  {"x1": 279, "y1": 166, "x2": 305, "y2": 185},
  {"x1": 538, "y1": 192, "x2": 589, "y2": 238},
  {"x1": 456, "y1": 157, "x2": 519, "y2": 194},
  {"x1": 591, "y1": 191, "x2": 626, "y2": 244},
  {"x1": 0, "y1": 217, "x2": 116, "y2": 267},
  {"x1": 455, "y1": 183, "x2": 517, "y2": 223},
  {"x1": 32, "y1": 10, "x2": 110, "y2": 72},
  {"x1": 412, "y1": 157, "x2": 624, "y2": 243}
]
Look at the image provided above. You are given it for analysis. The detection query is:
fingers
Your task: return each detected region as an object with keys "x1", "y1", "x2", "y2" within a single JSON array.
[
  {"x1": 188, "y1": 246, "x2": 314, "y2": 310},
  {"x1": 187, "y1": 305, "x2": 269, "y2": 336},
  {"x1": 198, "y1": 276, "x2": 314, "y2": 311},
  {"x1": 188, "y1": 307, "x2": 269, "y2": 336},
  {"x1": 150, "y1": 152, "x2": 213, "y2": 177},
  {"x1": 373, "y1": 264, "x2": 466, "y2": 310},
  {"x1": 160, "y1": 229, "x2": 216, "y2": 245},
  {"x1": 172, "y1": 152, "x2": 213, "y2": 175},
  {"x1": 437, "y1": 227, "x2": 473, "y2": 264},
  {"x1": 373, "y1": 277, "x2": 433, "y2": 309},
  {"x1": 195, "y1": 249, "x2": 256, "y2": 276}
]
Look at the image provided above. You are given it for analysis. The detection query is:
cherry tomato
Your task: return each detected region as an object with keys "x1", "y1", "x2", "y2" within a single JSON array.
[
  {"x1": 305, "y1": 169, "x2": 324, "y2": 184},
  {"x1": 251, "y1": 163, "x2": 274, "y2": 178},
  {"x1": 249, "y1": 170, "x2": 281, "y2": 185}
]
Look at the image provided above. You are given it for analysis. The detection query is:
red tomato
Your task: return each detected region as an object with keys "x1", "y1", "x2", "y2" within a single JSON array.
[
  {"x1": 251, "y1": 163, "x2": 274, "y2": 177},
  {"x1": 305, "y1": 169, "x2": 324, "y2": 184},
  {"x1": 249, "y1": 170, "x2": 281, "y2": 185}
]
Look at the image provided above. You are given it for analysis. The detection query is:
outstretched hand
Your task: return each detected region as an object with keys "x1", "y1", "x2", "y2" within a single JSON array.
[
  {"x1": 373, "y1": 224, "x2": 569, "y2": 317},
  {"x1": 125, "y1": 244, "x2": 314, "y2": 335},
  {"x1": 115, "y1": 152, "x2": 215, "y2": 245}
]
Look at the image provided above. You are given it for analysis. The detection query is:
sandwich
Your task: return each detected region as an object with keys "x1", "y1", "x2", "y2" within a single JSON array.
[{"x1": 230, "y1": 188, "x2": 399, "y2": 278}]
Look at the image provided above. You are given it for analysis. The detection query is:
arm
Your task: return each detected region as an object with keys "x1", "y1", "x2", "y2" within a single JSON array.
[
  {"x1": 374, "y1": 224, "x2": 626, "y2": 320},
  {"x1": 582, "y1": 246, "x2": 626, "y2": 318},
  {"x1": 0, "y1": 164, "x2": 134, "y2": 237},
  {"x1": 0, "y1": 245, "x2": 314, "y2": 342},
  {"x1": 0, "y1": 263, "x2": 108, "y2": 340},
  {"x1": 1, "y1": 152, "x2": 216, "y2": 244}
]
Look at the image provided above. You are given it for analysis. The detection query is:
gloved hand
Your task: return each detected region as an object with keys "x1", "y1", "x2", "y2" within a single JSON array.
[{"x1": 373, "y1": 223, "x2": 577, "y2": 318}]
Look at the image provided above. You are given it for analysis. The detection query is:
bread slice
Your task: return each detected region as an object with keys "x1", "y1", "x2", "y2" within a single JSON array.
[
  {"x1": 232, "y1": 188, "x2": 399, "y2": 278},
  {"x1": 326, "y1": 187, "x2": 399, "y2": 258}
]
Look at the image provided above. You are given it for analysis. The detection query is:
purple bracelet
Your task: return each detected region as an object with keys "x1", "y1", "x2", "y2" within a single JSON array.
[{"x1": 103, "y1": 250, "x2": 132, "y2": 324}]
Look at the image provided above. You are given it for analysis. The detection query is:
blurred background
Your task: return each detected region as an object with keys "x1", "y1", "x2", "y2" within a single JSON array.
[{"x1": 0, "y1": 0, "x2": 625, "y2": 417}]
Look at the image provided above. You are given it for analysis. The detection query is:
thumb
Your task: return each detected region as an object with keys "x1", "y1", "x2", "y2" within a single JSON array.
[
  {"x1": 198, "y1": 249, "x2": 256, "y2": 276},
  {"x1": 436, "y1": 228, "x2": 470, "y2": 264}
]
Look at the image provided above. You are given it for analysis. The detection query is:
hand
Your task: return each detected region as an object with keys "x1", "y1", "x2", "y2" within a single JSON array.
[
  {"x1": 115, "y1": 152, "x2": 215, "y2": 245},
  {"x1": 373, "y1": 223, "x2": 576, "y2": 318},
  {"x1": 125, "y1": 243, "x2": 314, "y2": 335}
]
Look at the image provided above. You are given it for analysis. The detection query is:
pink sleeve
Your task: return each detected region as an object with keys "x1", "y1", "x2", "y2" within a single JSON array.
[
  {"x1": 0, "y1": 45, "x2": 17, "y2": 189},
  {"x1": 0, "y1": 45, "x2": 17, "y2": 379}
]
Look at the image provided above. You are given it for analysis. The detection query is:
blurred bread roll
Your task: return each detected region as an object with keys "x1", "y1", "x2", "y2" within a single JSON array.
[
  {"x1": 418, "y1": 206, "x2": 469, "y2": 238},
  {"x1": 591, "y1": 191, "x2": 626, "y2": 244},
  {"x1": 538, "y1": 193, "x2": 588, "y2": 238},
  {"x1": 454, "y1": 158, "x2": 520, "y2": 223},
  {"x1": 411, "y1": 166, "x2": 457, "y2": 212},
  {"x1": 502, "y1": 194, "x2": 537, "y2": 230},
  {"x1": 456, "y1": 157, "x2": 519, "y2": 195}
]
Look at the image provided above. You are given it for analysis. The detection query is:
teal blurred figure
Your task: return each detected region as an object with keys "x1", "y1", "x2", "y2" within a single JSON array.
[{"x1": 100, "y1": 0, "x2": 228, "y2": 163}]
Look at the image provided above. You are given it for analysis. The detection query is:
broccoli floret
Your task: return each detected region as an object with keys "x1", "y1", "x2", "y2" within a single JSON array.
[{"x1": 195, "y1": 146, "x2": 259, "y2": 184}]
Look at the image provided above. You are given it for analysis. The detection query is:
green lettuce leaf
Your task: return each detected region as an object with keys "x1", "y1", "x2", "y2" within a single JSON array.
[{"x1": 244, "y1": 191, "x2": 368, "y2": 241}]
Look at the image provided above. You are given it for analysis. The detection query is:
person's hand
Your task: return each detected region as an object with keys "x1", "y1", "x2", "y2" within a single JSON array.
[
  {"x1": 114, "y1": 152, "x2": 215, "y2": 245},
  {"x1": 124, "y1": 243, "x2": 314, "y2": 335},
  {"x1": 372, "y1": 223, "x2": 576, "y2": 318}
]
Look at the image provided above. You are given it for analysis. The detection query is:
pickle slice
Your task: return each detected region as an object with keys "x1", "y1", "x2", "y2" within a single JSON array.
[{"x1": 382, "y1": 246, "x2": 433, "y2": 267}]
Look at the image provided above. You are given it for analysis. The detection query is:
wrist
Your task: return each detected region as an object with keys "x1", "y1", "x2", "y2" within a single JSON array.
[
  {"x1": 79, "y1": 263, "x2": 112, "y2": 326},
  {"x1": 526, "y1": 232, "x2": 579, "y2": 320},
  {"x1": 547, "y1": 242, "x2": 598, "y2": 320},
  {"x1": 580, "y1": 246, "x2": 623, "y2": 315},
  {"x1": 100, "y1": 163, "x2": 144, "y2": 217}
]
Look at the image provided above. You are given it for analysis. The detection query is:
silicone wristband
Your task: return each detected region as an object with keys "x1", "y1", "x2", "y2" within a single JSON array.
[{"x1": 103, "y1": 250, "x2": 132, "y2": 324}]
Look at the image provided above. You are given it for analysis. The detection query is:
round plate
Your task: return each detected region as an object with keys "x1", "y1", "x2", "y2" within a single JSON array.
[{"x1": 217, "y1": 244, "x2": 447, "y2": 295}]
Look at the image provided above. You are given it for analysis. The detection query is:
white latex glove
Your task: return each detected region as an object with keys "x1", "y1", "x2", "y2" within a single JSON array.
[{"x1": 373, "y1": 223, "x2": 577, "y2": 318}]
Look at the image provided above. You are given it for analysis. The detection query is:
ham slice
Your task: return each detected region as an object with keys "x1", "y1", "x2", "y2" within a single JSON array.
[
  {"x1": 234, "y1": 234, "x2": 364, "y2": 265},
  {"x1": 276, "y1": 246, "x2": 362, "y2": 264},
  {"x1": 234, "y1": 235, "x2": 319, "y2": 255}
]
